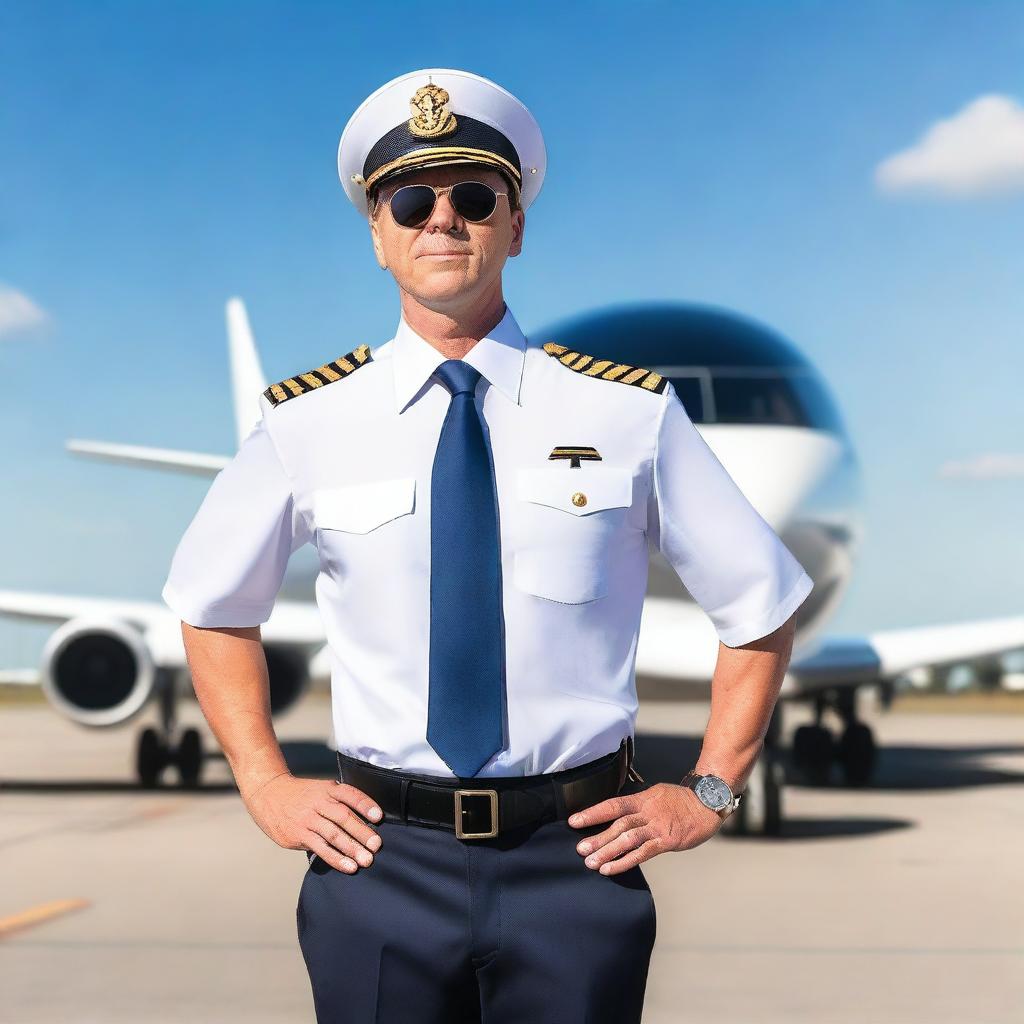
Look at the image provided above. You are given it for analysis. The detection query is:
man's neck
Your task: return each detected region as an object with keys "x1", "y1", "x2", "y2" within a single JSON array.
[{"x1": 399, "y1": 292, "x2": 507, "y2": 361}]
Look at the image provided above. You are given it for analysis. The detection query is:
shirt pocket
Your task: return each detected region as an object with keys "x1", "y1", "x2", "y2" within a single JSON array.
[
  {"x1": 312, "y1": 477, "x2": 416, "y2": 534},
  {"x1": 513, "y1": 466, "x2": 633, "y2": 604}
]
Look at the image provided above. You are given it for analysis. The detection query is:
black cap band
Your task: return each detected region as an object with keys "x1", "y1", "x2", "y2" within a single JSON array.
[{"x1": 362, "y1": 114, "x2": 522, "y2": 193}]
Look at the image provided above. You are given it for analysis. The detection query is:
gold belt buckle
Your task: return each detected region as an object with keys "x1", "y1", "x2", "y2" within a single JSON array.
[{"x1": 454, "y1": 788, "x2": 499, "y2": 839}]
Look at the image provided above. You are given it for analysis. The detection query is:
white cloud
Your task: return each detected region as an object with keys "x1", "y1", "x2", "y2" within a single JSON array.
[
  {"x1": 875, "y1": 94, "x2": 1024, "y2": 197},
  {"x1": 939, "y1": 453, "x2": 1024, "y2": 479},
  {"x1": 0, "y1": 285, "x2": 48, "y2": 338}
]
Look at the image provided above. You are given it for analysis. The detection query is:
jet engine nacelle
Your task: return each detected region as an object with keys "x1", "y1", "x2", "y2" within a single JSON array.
[{"x1": 41, "y1": 618, "x2": 157, "y2": 727}]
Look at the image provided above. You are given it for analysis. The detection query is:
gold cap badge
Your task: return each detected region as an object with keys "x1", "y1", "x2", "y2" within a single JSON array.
[{"x1": 408, "y1": 83, "x2": 458, "y2": 138}]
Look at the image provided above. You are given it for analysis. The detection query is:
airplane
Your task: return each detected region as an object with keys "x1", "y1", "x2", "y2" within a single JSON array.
[{"x1": 1, "y1": 297, "x2": 1021, "y2": 835}]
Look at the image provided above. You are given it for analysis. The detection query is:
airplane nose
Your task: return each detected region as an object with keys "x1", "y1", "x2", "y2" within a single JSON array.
[{"x1": 697, "y1": 426, "x2": 850, "y2": 527}]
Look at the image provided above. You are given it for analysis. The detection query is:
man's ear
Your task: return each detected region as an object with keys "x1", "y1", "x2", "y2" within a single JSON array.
[
  {"x1": 508, "y1": 210, "x2": 525, "y2": 259},
  {"x1": 369, "y1": 213, "x2": 388, "y2": 270}
]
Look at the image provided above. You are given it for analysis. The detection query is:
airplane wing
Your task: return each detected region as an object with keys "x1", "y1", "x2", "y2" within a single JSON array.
[
  {"x1": 0, "y1": 668, "x2": 39, "y2": 686},
  {"x1": 785, "y1": 614, "x2": 1024, "y2": 694},
  {"x1": 64, "y1": 440, "x2": 228, "y2": 477},
  {"x1": 0, "y1": 590, "x2": 326, "y2": 647},
  {"x1": 636, "y1": 597, "x2": 1024, "y2": 697}
]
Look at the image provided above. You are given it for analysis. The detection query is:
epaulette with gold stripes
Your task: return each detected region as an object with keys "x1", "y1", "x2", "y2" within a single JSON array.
[
  {"x1": 542, "y1": 342, "x2": 667, "y2": 394},
  {"x1": 263, "y1": 344, "x2": 373, "y2": 408}
]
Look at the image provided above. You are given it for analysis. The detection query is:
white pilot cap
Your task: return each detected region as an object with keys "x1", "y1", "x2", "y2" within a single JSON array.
[{"x1": 337, "y1": 67, "x2": 546, "y2": 218}]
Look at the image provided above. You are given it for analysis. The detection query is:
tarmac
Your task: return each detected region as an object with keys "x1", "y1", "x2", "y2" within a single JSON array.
[{"x1": 1, "y1": 688, "x2": 1021, "y2": 1024}]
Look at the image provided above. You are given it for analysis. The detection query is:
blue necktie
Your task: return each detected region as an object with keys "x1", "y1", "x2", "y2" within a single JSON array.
[{"x1": 426, "y1": 360, "x2": 505, "y2": 777}]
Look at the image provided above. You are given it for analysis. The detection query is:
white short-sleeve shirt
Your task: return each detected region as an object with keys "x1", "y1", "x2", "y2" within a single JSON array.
[{"x1": 162, "y1": 304, "x2": 813, "y2": 777}]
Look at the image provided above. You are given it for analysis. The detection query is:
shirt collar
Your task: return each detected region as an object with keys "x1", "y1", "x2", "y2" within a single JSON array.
[{"x1": 391, "y1": 303, "x2": 527, "y2": 413}]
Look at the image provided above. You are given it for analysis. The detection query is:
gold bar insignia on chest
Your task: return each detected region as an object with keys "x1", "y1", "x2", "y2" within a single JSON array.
[{"x1": 548, "y1": 446, "x2": 601, "y2": 469}]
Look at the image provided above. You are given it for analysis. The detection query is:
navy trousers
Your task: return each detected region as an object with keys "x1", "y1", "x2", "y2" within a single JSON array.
[{"x1": 296, "y1": 768, "x2": 657, "y2": 1023}]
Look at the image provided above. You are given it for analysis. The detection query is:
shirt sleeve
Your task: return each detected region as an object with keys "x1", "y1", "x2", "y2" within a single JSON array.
[
  {"x1": 647, "y1": 382, "x2": 814, "y2": 647},
  {"x1": 161, "y1": 399, "x2": 312, "y2": 628}
]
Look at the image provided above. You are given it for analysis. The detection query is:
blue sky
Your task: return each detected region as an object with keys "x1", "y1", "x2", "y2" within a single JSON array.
[{"x1": 2, "y1": 1, "x2": 1022, "y2": 667}]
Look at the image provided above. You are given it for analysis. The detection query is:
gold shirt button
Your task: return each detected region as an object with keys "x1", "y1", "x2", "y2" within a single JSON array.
[{"x1": 571, "y1": 491, "x2": 587, "y2": 507}]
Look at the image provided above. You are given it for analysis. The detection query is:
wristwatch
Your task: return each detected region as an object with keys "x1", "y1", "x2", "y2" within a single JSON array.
[{"x1": 680, "y1": 768, "x2": 743, "y2": 820}]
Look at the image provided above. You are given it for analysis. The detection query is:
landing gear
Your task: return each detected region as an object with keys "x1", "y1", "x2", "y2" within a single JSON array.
[
  {"x1": 136, "y1": 726, "x2": 165, "y2": 789},
  {"x1": 837, "y1": 721, "x2": 876, "y2": 786},
  {"x1": 792, "y1": 724, "x2": 835, "y2": 785},
  {"x1": 132, "y1": 670, "x2": 205, "y2": 788},
  {"x1": 720, "y1": 685, "x2": 880, "y2": 837},
  {"x1": 724, "y1": 747, "x2": 785, "y2": 836},
  {"x1": 176, "y1": 727, "x2": 204, "y2": 788},
  {"x1": 722, "y1": 703, "x2": 785, "y2": 836},
  {"x1": 790, "y1": 689, "x2": 878, "y2": 787}
]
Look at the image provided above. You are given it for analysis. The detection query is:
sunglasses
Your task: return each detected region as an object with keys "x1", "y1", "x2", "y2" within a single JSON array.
[{"x1": 383, "y1": 180, "x2": 509, "y2": 229}]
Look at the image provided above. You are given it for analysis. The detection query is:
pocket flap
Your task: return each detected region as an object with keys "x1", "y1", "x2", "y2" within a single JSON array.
[
  {"x1": 313, "y1": 477, "x2": 416, "y2": 534},
  {"x1": 517, "y1": 466, "x2": 632, "y2": 516}
]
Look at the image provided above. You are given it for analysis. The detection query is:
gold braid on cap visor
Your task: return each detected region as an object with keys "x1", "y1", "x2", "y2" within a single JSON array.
[{"x1": 361, "y1": 147, "x2": 523, "y2": 195}]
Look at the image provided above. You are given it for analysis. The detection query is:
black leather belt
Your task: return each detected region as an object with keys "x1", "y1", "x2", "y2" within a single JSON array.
[{"x1": 336, "y1": 736, "x2": 640, "y2": 840}]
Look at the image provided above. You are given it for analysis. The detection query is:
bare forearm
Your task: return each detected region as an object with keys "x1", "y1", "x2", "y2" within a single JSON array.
[
  {"x1": 693, "y1": 615, "x2": 796, "y2": 790},
  {"x1": 179, "y1": 622, "x2": 290, "y2": 800}
]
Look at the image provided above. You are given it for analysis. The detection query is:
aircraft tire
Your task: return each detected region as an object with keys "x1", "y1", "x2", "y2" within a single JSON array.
[
  {"x1": 792, "y1": 724, "x2": 834, "y2": 786},
  {"x1": 838, "y1": 722, "x2": 876, "y2": 786},
  {"x1": 137, "y1": 727, "x2": 164, "y2": 789},
  {"x1": 176, "y1": 727, "x2": 204, "y2": 789}
]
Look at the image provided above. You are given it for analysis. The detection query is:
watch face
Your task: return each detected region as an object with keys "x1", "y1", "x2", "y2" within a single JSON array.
[{"x1": 695, "y1": 775, "x2": 732, "y2": 810}]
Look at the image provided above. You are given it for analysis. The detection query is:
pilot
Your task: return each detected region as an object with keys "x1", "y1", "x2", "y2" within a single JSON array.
[{"x1": 162, "y1": 67, "x2": 814, "y2": 1024}]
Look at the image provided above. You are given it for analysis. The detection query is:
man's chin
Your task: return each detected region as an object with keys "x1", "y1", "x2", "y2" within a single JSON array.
[{"x1": 408, "y1": 274, "x2": 473, "y2": 302}]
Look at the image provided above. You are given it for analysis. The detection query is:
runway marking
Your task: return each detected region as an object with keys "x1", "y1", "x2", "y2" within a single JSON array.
[
  {"x1": 136, "y1": 800, "x2": 187, "y2": 821},
  {"x1": 656, "y1": 943, "x2": 1024, "y2": 956},
  {"x1": 0, "y1": 899, "x2": 91, "y2": 939},
  {"x1": 82, "y1": 799, "x2": 189, "y2": 832},
  {"x1": 10, "y1": 939, "x2": 297, "y2": 950}
]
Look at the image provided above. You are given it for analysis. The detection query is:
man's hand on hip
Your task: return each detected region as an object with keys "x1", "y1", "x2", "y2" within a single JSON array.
[
  {"x1": 566, "y1": 783, "x2": 723, "y2": 875},
  {"x1": 243, "y1": 774, "x2": 385, "y2": 874}
]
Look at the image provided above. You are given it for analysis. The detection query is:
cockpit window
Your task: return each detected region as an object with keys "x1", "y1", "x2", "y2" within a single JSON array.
[
  {"x1": 666, "y1": 369, "x2": 845, "y2": 434},
  {"x1": 537, "y1": 303, "x2": 850, "y2": 439},
  {"x1": 669, "y1": 375, "x2": 705, "y2": 422}
]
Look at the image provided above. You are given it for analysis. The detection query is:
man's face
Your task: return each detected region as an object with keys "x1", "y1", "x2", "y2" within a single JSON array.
[{"x1": 368, "y1": 163, "x2": 525, "y2": 310}]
